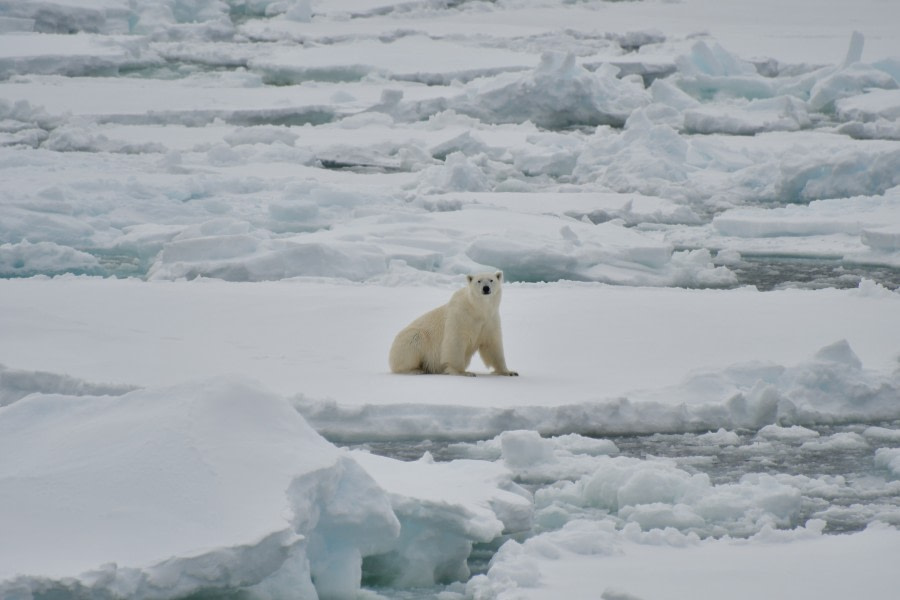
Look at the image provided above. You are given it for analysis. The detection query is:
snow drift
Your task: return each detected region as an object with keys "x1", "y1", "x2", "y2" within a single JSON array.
[{"x1": 0, "y1": 379, "x2": 401, "y2": 599}]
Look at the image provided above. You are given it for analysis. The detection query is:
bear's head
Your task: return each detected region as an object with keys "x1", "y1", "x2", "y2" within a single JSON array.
[{"x1": 467, "y1": 271, "x2": 503, "y2": 301}]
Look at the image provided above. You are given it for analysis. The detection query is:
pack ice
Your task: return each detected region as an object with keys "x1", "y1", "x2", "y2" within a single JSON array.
[
  {"x1": 2, "y1": 0, "x2": 900, "y2": 598},
  {"x1": 2, "y1": 2, "x2": 898, "y2": 284}
]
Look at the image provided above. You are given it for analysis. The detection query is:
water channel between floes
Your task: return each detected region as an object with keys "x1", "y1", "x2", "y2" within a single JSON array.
[{"x1": 349, "y1": 420, "x2": 900, "y2": 598}]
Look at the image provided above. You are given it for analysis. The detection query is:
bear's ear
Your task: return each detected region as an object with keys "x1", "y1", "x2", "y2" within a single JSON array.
[
  {"x1": 496, "y1": 271, "x2": 503, "y2": 281},
  {"x1": 467, "y1": 275, "x2": 474, "y2": 283}
]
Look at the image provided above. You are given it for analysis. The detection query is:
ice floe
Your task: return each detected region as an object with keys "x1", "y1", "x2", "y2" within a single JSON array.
[{"x1": 0, "y1": 378, "x2": 401, "y2": 599}]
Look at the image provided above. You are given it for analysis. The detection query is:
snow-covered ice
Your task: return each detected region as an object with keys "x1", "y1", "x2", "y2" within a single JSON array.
[
  {"x1": 2, "y1": 0, "x2": 900, "y2": 598},
  {"x1": 350, "y1": 450, "x2": 532, "y2": 587},
  {"x1": 469, "y1": 519, "x2": 900, "y2": 600},
  {"x1": 2, "y1": 278, "x2": 898, "y2": 429},
  {"x1": 0, "y1": 378, "x2": 401, "y2": 599}
]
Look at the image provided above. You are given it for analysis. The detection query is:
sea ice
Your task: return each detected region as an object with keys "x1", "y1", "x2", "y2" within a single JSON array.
[
  {"x1": 756, "y1": 424, "x2": 820, "y2": 442},
  {"x1": 469, "y1": 519, "x2": 900, "y2": 600},
  {"x1": 428, "y1": 51, "x2": 650, "y2": 129},
  {"x1": 351, "y1": 450, "x2": 532, "y2": 587},
  {"x1": 248, "y1": 36, "x2": 538, "y2": 85},
  {"x1": 2, "y1": 278, "x2": 898, "y2": 442},
  {"x1": 0, "y1": 240, "x2": 101, "y2": 277},
  {"x1": 0, "y1": 378, "x2": 401, "y2": 599},
  {"x1": 836, "y1": 88, "x2": 900, "y2": 122},
  {"x1": 0, "y1": 32, "x2": 149, "y2": 78},
  {"x1": 2, "y1": 1, "x2": 900, "y2": 598},
  {"x1": 875, "y1": 448, "x2": 900, "y2": 479}
]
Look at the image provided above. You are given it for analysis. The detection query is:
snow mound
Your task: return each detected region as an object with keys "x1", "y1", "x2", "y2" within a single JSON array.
[
  {"x1": 0, "y1": 0, "x2": 129, "y2": 35},
  {"x1": 671, "y1": 40, "x2": 776, "y2": 102},
  {"x1": 0, "y1": 240, "x2": 102, "y2": 277},
  {"x1": 456, "y1": 430, "x2": 621, "y2": 484},
  {"x1": 696, "y1": 428, "x2": 742, "y2": 445},
  {"x1": 0, "y1": 99, "x2": 60, "y2": 148},
  {"x1": 836, "y1": 89, "x2": 900, "y2": 122},
  {"x1": 0, "y1": 378, "x2": 400, "y2": 599},
  {"x1": 670, "y1": 36, "x2": 899, "y2": 116},
  {"x1": 575, "y1": 114, "x2": 900, "y2": 204},
  {"x1": 875, "y1": 448, "x2": 900, "y2": 479},
  {"x1": 635, "y1": 338, "x2": 900, "y2": 428},
  {"x1": 864, "y1": 427, "x2": 900, "y2": 443},
  {"x1": 683, "y1": 96, "x2": 811, "y2": 135},
  {"x1": 756, "y1": 424, "x2": 820, "y2": 442},
  {"x1": 436, "y1": 52, "x2": 650, "y2": 129},
  {"x1": 854, "y1": 225, "x2": 900, "y2": 267},
  {"x1": 808, "y1": 63, "x2": 899, "y2": 113},
  {"x1": 573, "y1": 109, "x2": 692, "y2": 199}
]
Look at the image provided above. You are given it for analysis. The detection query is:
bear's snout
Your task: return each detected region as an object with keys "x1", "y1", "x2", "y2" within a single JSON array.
[{"x1": 482, "y1": 285, "x2": 491, "y2": 295}]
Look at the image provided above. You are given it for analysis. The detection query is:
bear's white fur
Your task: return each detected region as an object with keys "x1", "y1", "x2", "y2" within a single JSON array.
[{"x1": 389, "y1": 271, "x2": 518, "y2": 377}]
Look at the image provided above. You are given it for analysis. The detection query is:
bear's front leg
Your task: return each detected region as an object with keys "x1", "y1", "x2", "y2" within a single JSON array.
[
  {"x1": 478, "y1": 337, "x2": 518, "y2": 376},
  {"x1": 440, "y1": 329, "x2": 476, "y2": 376},
  {"x1": 443, "y1": 365, "x2": 476, "y2": 377}
]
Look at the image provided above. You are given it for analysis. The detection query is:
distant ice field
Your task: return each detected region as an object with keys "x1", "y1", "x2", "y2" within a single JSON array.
[{"x1": 2, "y1": 1, "x2": 900, "y2": 288}]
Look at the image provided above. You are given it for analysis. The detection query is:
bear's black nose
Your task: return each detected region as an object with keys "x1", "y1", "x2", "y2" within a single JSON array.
[{"x1": 482, "y1": 285, "x2": 491, "y2": 295}]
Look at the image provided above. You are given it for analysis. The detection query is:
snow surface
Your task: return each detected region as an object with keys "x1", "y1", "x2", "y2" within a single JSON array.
[
  {"x1": 471, "y1": 520, "x2": 900, "y2": 600},
  {"x1": 2, "y1": 0, "x2": 900, "y2": 598},
  {"x1": 2, "y1": 278, "x2": 899, "y2": 435},
  {"x1": 0, "y1": 379, "x2": 400, "y2": 599}
]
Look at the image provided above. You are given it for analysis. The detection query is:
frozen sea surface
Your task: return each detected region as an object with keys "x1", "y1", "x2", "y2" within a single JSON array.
[{"x1": 2, "y1": 0, "x2": 900, "y2": 599}]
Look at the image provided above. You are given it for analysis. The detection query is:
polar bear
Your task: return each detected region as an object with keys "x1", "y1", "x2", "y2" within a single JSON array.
[{"x1": 389, "y1": 272, "x2": 518, "y2": 377}]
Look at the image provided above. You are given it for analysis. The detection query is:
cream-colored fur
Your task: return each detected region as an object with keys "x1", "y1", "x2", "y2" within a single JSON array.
[{"x1": 389, "y1": 272, "x2": 518, "y2": 377}]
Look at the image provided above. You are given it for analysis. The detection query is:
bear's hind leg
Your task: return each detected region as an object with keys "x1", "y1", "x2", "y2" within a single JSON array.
[{"x1": 389, "y1": 329, "x2": 431, "y2": 374}]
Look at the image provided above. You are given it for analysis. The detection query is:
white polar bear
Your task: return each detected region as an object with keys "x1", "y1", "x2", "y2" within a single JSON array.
[{"x1": 389, "y1": 271, "x2": 518, "y2": 377}]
